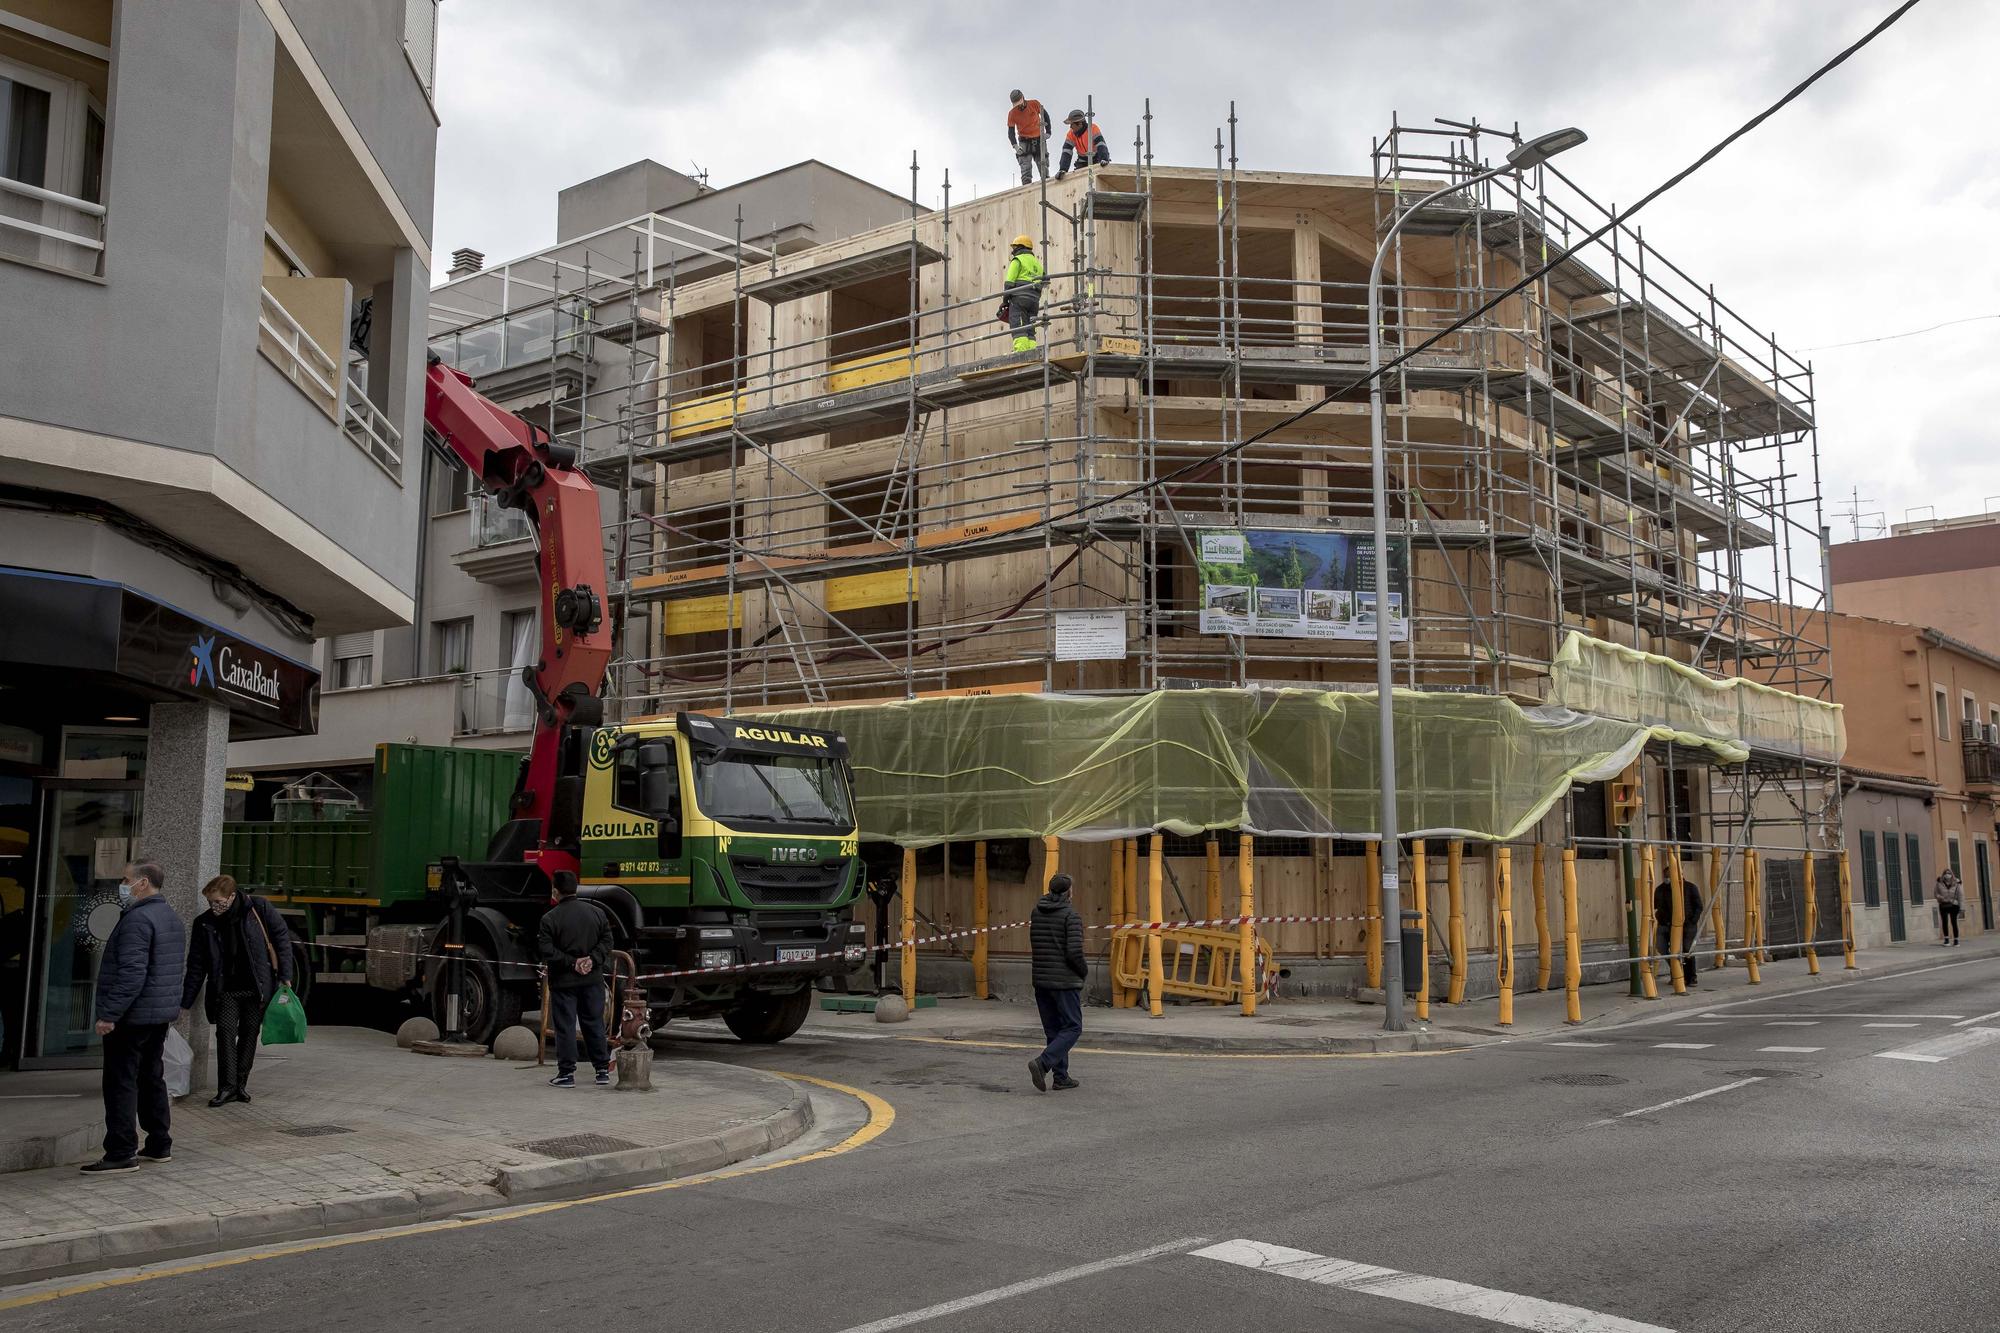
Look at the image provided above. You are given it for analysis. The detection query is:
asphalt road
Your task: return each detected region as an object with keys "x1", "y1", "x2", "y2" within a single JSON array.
[{"x1": 7, "y1": 951, "x2": 1995, "y2": 1332}]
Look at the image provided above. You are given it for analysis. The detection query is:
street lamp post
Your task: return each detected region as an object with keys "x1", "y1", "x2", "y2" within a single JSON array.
[{"x1": 1371, "y1": 127, "x2": 1586, "y2": 1032}]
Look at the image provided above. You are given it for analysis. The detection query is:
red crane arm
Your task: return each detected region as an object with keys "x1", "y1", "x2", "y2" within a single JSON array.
[{"x1": 422, "y1": 355, "x2": 613, "y2": 880}]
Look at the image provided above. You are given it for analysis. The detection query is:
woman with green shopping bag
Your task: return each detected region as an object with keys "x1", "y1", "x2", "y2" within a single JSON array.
[{"x1": 180, "y1": 874, "x2": 299, "y2": 1107}]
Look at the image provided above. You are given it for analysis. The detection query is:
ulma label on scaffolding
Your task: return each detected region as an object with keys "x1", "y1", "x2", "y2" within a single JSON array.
[{"x1": 1194, "y1": 528, "x2": 1407, "y2": 642}]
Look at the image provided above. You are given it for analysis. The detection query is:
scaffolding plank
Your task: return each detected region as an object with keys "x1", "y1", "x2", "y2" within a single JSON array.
[
  {"x1": 1483, "y1": 366, "x2": 1625, "y2": 447},
  {"x1": 1493, "y1": 530, "x2": 1665, "y2": 596},
  {"x1": 1558, "y1": 451, "x2": 1775, "y2": 549},
  {"x1": 1083, "y1": 189, "x2": 1149, "y2": 222},
  {"x1": 743, "y1": 238, "x2": 945, "y2": 303},
  {"x1": 1571, "y1": 301, "x2": 1812, "y2": 439}
]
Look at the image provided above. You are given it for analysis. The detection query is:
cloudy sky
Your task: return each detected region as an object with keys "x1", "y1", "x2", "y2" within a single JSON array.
[{"x1": 433, "y1": 0, "x2": 1998, "y2": 538}]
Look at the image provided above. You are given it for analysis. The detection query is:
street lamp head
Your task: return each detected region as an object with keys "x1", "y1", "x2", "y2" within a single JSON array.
[{"x1": 1505, "y1": 126, "x2": 1588, "y2": 172}]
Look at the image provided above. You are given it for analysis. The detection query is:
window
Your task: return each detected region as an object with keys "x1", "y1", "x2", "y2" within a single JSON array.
[
  {"x1": 333, "y1": 653, "x2": 373, "y2": 690},
  {"x1": 1858, "y1": 831, "x2": 1880, "y2": 908},
  {"x1": 434, "y1": 619, "x2": 471, "y2": 675},
  {"x1": 428, "y1": 450, "x2": 471, "y2": 515},
  {"x1": 1884, "y1": 836, "x2": 1902, "y2": 902},
  {"x1": 1906, "y1": 833, "x2": 1923, "y2": 905},
  {"x1": 0, "y1": 49, "x2": 108, "y2": 276},
  {"x1": 1568, "y1": 780, "x2": 1612, "y2": 859},
  {"x1": 2, "y1": 74, "x2": 51, "y2": 185},
  {"x1": 1934, "y1": 685, "x2": 1949, "y2": 741},
  {"x1": 402, "y1": 0, "x2": 438, "y2": 101},
  {"x1": 1948, "y1": 834, "x2": 1962, "y2": 882},
  {"x1": 612, "y1": 739, "x2": 673, "y2": 818},
  {"x1": 500, "y1": 609, "x2": 536, "y2": 731}
]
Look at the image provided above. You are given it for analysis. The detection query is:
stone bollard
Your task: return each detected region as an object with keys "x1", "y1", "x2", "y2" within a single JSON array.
[
  {"x1": 491, "y1": 1026, "x2": 538, "y2": 1061},
  {"x1": 874, "y1": 993, "x2": 910, "y2": 1024},
  {"x1": 396, "y1": 1016, "x2": 440, "y2": 1049},
  {"x1": 615, "y1": 1044, "x2": 653, "y2": 1090}
]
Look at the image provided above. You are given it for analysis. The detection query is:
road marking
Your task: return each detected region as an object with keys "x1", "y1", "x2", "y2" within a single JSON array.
[
  {"x1": 1873, "y1": 1027, "x2": 2000, "y2": 1065},
  {"x1": 1192, "y1": 1239, "x2": 1673, "y2": 1332},
  {"x1": 1952, "y1": 1008, "x2": 2000, "y2": 1027},
  {"x1": 1548, "y1": 1041, "x2": 1611, "y2": 1048},
  {"x1": 1652, "y1": 1042, "x2": 1712, "y2": 1050},
  {"x1": 831, "y1": 1237, "x2": 1210, "y2": 1333},
  {"x1": 1592, "y1": 1077, "x2": 1764, "y2": 1126},
  {"x1": 1701, "y1": 1012, "x2": 1961, "y2": 1020},
  {"x1": 1676, "y1": 1021, "x2": 1725, "y2": 1027},
  {"x1": 0, "y1": 1071, "x2": 894, "y2": 1312},
  {"x1": 1864, "y1": 1022, "x2": 1918, "y2": 1028},
  {"x1": 1766, "y1": 1020, "x2": 1819, "y2": 1026},
  {"x1": 1758, "y1": 1046, "x2": 1823, "y2": 1054},
  {"x1": 1666, "y1": 958, "x2": 1984, "y2": 1024}
]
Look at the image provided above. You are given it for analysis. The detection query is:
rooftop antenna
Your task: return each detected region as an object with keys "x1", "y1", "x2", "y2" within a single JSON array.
[
  {"x1": 688, "y1": 160, "x2": 710, "y2": 191},
  {"x1": 1834, "y1": 486, "x2": 1884, "y2": 542}
]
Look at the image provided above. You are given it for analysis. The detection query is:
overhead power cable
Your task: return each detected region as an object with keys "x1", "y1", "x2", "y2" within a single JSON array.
[{"x1": 1802, "y1": 312, "x2": 1999, "y2": 352}]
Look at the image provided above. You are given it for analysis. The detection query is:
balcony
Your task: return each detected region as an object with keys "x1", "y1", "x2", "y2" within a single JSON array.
[
  {"x1": 1960, "y1": 721, "x2": 2000, "y2": 790},
  {"x1": 449, "y1": 493, "x2": 538, "y2": 584},
  {"x1": 428, "y1": 301, "x2": 592, "y2": 404},
  {"x1": 451, "y1": 666, "x2": 533, "y2": 737},
  {"x1": 258, "y1": 283, "x2": 403, "y2": 480},
  {"x1": 0, "y1": 176, "x2": 106, "y2": 278}
]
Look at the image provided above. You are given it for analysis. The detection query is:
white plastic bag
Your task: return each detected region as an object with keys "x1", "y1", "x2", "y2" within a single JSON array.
[{"x1": 163, "y1": 1026, "x2": 192, "y2": 1099}]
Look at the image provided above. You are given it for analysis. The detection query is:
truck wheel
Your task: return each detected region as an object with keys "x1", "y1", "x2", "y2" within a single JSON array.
[
  {"x1": 722, "y1": 987, "x2": 813, "y2": 1044},
  {"x1": 425, "y1": 945, "x2": 525, "y2": 1046},
  {"x1": 290, "y1": 942, "x2": 313, "y2": 1009}
]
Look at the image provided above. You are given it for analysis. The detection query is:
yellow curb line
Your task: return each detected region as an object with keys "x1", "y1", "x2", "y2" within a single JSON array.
[{"x1": 0, "y1": 1070, "x2": 892, "y2": 1312}]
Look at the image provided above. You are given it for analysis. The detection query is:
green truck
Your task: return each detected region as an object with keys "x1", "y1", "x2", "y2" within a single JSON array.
[{"x1": 222, "y1": 718, "x2": 868, "y2": 1045}]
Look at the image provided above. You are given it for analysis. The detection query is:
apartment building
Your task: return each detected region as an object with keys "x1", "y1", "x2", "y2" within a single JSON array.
[
  {"x1": 1831, "y1": 507, "x2": 2000, "y2": 655},
  {"x1": 225, "y1": 157, "x2": 916, "y2": 794},
  {"x1": 0, "y1": 0, "x2": 438, "y2": 1067}
]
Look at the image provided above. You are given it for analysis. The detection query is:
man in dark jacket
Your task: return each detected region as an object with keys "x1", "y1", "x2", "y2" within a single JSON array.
[
  {"x1": 1027, "y1": 872, "x2": 1087, "y2": 1091},
  {"x1": 539, "y1": 877, "x2": 613, "y2": 1088},
  {"x1": 1653, "y1": 862, "x2": 1705, "y2": 987},
  {"x1": 181, "y1": 874, "x2": 292, "y2": 1107},
  {"x1": 86, "y1": 860, "x2": 186, "y2": 1173}
]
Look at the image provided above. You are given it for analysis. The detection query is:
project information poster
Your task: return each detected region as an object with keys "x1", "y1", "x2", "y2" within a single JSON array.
[{"x1": 1194, "y1": 529, "x2": 1408, "y2": 642}]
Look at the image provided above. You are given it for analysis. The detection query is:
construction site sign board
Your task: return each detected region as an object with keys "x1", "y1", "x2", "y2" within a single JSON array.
[
  {"x1": 1194, "y1": 528, "x2": 1408, "y2": 642},
  {"x1": 1054, "y1": 608, "x2": 1129, "y2": 661}
]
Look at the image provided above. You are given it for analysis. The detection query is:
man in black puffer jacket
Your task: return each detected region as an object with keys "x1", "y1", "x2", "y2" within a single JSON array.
[
  {"x1": 539, "y1": 877, "x2": 613, "y2": 1088},
  {"x1": 86, "y1": 860, "x2": 186, "y2": 1173},
  {"x1": 1027, "y1": 873, "x2": 1087, "y2": 1092}
]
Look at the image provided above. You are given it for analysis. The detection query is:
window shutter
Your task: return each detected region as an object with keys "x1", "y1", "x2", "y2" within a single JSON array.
[{"x1": 332, "y1": 632, "x2": 373, "y2": 660}]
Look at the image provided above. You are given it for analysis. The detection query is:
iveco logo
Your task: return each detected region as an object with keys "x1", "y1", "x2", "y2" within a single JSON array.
[{"x1": 769, "y1": 847, "x2": 819, "y2": 864}]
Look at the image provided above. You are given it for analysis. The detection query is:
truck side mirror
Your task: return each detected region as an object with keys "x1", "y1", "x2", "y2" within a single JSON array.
[{"x1": 637, "y1": 743, "x2": 682, "y2": 860}]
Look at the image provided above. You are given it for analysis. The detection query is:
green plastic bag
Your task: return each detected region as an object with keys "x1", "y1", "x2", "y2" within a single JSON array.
[{"x1": 261, "y1": 984, "x2": 307, "y2": 1045}]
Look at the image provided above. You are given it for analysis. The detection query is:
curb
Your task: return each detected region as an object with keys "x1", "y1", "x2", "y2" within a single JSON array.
[
  {"x1": 0, "y1": 1071, "x2": 815, "y2": 1288},
  {"x1": 895, "y1": 1022, "x2": 1492, "y2": 1055},
  {"x1": 0, "y1": 1123, "x2": 98, "y2": 1176}
]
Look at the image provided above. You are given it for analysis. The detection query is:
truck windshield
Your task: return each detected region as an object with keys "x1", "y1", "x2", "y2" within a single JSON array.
[{"x1": 694, "y1": 752, "x2": 854, "y2": 829}]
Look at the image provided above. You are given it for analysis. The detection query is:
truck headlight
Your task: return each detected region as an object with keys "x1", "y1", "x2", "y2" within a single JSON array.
[
  {"x1": 699, "y1": 949, "x2": 736, "y2": 970},
  {"x1": 847, "y1": 923, "x2": 867, "y2": 934}
]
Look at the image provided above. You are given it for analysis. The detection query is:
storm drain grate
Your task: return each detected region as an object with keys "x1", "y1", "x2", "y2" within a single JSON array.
[
  {"x1": 512, "y1": 1133, "x2": 643, "y2": 1160},
  {"x1": 282, "y1": 1124, "x2": 355, "y2": 1138},
  {"x1": 1539, "y1": 1073, "x2": 1628, "y2": 1087},
  {"x1": 1726, "y1": 1068, "x2": 1809, "y2": 1080}
]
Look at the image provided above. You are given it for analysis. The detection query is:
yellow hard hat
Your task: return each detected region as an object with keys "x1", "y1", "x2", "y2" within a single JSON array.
[{"x1": 1011, "y1": 234, "x2": 1033, "y2": 249}]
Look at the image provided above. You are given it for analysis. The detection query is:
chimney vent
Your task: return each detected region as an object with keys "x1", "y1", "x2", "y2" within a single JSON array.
[{"x1": 447, "y1": 247, "x2": 485, "y2": 278}]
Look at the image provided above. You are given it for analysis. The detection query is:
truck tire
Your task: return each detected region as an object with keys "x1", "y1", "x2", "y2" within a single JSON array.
[
  {"x1": 722, "y1": 987, "x2": 813, "y2": 1044},
  {"x1": 290, "y1": 942, "x2": 313, "y2": 1009},
  {"x1": 425, "y1": 944, "x2": 525, "y2": 1046}
]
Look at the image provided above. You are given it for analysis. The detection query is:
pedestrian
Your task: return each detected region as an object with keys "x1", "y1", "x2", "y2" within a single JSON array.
[
  {"x1": 84, "y1": 860, "x2": 186, "y2": 1174},
  {"x1": 1055, "y1": 108, "x2": 1111, "y2": 178},
  {"x1": 1935, "y1": 868, "x2": 1964, "y2": 946},
  {"x1": 180, "y1": 874, "x2": 292, "y2": 1107},
  {"x1": 1000, "y1": 234, "x2": 1044, "y2": 353},
  {"x1": 1006, "y1": 89, "x2": 1052, "y2": 185},
  {"x1": 1653, "y1": 860, "x2": 1705, "y2": 987},
  {"x1": 539, "y1": 877, "x2": 613, "y2": 1088},
  {"x1": 1027, "y1": 872, "x2": 1086, "y2": 1092}
]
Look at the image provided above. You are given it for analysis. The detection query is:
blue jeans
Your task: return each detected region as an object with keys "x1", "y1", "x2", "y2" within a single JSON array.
[
  {"x1": 1034, "y1": 987, "x2": 1082, "y2": 1078},
  {"x1": 549, "y1": 981, "x2": 609, "y2": 1078}
]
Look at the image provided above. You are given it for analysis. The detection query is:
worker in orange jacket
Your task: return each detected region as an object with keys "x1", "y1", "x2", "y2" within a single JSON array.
[
  {"x1": 1007, "y1": 90, "x2": 1052, "y2": 186},
  {"x1": 1056, "y1": 108, "x2": 1111, "y2": 178}
]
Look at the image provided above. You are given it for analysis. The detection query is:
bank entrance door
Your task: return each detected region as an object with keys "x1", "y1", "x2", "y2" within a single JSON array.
[{"x1": 21, "y1": 780, "x2": 143, "y2": 1067}]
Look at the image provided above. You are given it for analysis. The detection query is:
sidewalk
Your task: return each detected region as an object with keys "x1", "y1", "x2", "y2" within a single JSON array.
[
  {"x1": 0, "y1": 1027, "x2": 811, "y2": 1285},
  {"x1": 804, "y1": 938, "x2": 1995, "y2": 1054}
]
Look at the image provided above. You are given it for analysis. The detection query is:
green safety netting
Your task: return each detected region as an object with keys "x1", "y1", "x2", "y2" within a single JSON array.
[
  {"x1": 770, "y1": 679, "x2": 1749, "y2": 848},
  {"x1": 1547, "y1": 633, "x2": 1845, "y2": 764}
]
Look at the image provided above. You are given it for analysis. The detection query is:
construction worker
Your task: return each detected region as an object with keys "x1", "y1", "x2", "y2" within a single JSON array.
[
  {"x1": 1055, "y1": 108, "x2": 1111, "y2": 178},
  {"x1": 1001, "y1": 235, "x2": 1044, "y2": 353},
  {"x1": 1007, "y1": 89, "x2": 1052, "y2": 186}
]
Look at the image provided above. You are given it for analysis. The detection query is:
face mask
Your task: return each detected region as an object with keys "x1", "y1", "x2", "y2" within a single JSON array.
[
  {"x1": 210, "y1": 899, "x2": 232, "y2": 915},
  {"x1": 117, "y1": 881, "x2": 133, "y2": 906}
]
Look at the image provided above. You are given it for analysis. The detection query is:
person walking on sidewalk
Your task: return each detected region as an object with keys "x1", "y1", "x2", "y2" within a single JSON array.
[
  {"x1": 539, "y1": 877, "x2": 613, "y2": 1087},
  {"x1": 1653, "y1": 863, "x2": 1705, "y2": 987},
  {"x1": 84, "y1": 860, "x2": 186, "y2": 1174},
  {"x1": 1027, "y1": 872, "x2": 1087, "y2": 1092},
  {"x1": 180, "y1": 874, "x2": 292, "y2": 1107},
  {"x1": 1006, "y1": 89, "x2": 1052, "y2": 185},
  {"x1": 1935, "y1": 868, "x2": 1964, "y2": 946}
]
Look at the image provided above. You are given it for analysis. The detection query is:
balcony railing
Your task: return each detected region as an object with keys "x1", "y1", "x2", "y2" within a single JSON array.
[
  {"x1": 1961, "y1": 721, "x2": 2000, "y2": 787},
  {"x1": 342, "y1": 375, "x2": 403, "y2": 477},
  {"x1": 429, "y1": 302, "x2": 589, "y2": 379},
  {"x1": 0, "y1": 176, "x2": 106, "y2": 277},
  {"x1": 258, "y1": 286, "x2": 341, "y2": 418},
  {"x1": 470, "y1": 492, "x2": 534, "y2": 547},
  {"x1": 450, "y1": 667, "x2": 534, "y2": 737}
]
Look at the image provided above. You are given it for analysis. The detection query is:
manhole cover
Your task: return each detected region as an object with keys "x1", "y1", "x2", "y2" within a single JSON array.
[
  {"x1": 1539, "y1": 1073, "x2": 1628, "y2": 1087},
  {"x1": 282, "y1": 1124, "x2": 355, "y2": 1138},
  {"x1": 512, "y1": 1133, "x2": 643, "y2": 1159}
]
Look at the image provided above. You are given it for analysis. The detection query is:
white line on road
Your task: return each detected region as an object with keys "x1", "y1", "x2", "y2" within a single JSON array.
[
  {"x1": 1548, "y1": 1041, "x2": 1610, "y2": 1048},
  {"x1": 1701, "y1": 1012, "x2": 1961, "y2": 1020},
  {"x1": 1864, "y1": 1022, "x2": 1919, "y2": 1028},
  {"x1": 1591, "y1": 1077, "x2": 1764, "y2": 1127},
  {"x1": 829, "y1": 1237, "x2": 1210, "y2": 1332},
  {"x1": 1758, "y1": 1046, "x2": 1823, "y2": 1054},
  {"x1": 1677, "y1": 1021, "x2": 1725, "y2": 1027},
  {"x1": 1652, "y1": 1043, "x2": 1713, "y2": 1050},
  {"x1": 1193, "y1": 1239, "x2": 1675, "y2": 1332},
  {"x1": 1952, "y1": 1008, "x2": 2000, "y2": 1028},
  {"x1": 1873, "y1": 1027, "x2": 2000, "y2": 1066},
  {"x1": 1766, "y1": 1020, "x2": 1819, "y2": 1026}
]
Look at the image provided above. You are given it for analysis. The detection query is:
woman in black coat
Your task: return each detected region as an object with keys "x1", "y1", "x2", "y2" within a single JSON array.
[{"x1": 180, "y1": 874, "x2": 292, "y2": 1107}]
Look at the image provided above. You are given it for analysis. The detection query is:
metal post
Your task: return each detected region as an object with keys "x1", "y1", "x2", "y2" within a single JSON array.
[
  {"x1": 1146, "y1": 835, "x2": 1165, "y2": 1019},
  {"x1": 900, "y1": 846, "x2": 917, "y2": 1009},
  {"x1": 973, "y1": 841, "x2": 990, "y2": 1000},
  {"x1": 1237, "y1": 833, "x2": 1257, "y2": 1017},
  {"x1": 1109, "y1": 837, "x2": 1127, "y2": 1008}
]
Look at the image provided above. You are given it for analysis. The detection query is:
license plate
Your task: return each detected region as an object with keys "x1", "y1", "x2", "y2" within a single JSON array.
[{"x1": 777, "y1": 947, "x2": 818, "y2": 963}]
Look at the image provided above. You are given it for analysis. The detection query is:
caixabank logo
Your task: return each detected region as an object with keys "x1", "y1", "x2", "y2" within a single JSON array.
[
  {"x1": 187, "y1": 634, "x2": 217, "y2": 688},
  {"x1": 188, "y1": 634, "x2": 282, "y2": 707}
]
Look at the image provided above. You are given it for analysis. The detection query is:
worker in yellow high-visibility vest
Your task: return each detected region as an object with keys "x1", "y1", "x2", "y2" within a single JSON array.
[{"x1": 1001, "y1": 235, "x2": 1044, "y2": 353}]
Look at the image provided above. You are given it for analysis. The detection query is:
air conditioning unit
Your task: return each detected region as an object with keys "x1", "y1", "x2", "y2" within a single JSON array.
[{"x1": 1985, "y1": 723, "x2": 2000, "y2": 744}]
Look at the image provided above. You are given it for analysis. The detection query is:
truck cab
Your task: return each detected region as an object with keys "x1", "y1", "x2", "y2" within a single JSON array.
[{"x1": 574, "y1": 712, "x2": 867, "y2": 1041}]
